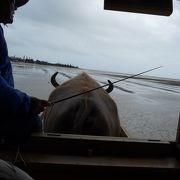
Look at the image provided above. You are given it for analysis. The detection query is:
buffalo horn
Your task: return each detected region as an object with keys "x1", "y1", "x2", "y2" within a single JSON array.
[
  {"x1": 51, "y1": 72, "x2": 59, "y2": 87},
  {"x1": 105, "y1": 80, "x2": 114, "y2": 93}
]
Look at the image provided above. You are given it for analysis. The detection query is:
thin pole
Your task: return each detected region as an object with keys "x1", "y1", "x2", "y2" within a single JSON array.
[{"x1": 50, "y1": 66, "x2": 162, "y2": 105}]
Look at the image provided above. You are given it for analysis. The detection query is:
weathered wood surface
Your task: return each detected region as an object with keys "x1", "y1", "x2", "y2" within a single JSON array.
[{"x1": 0, "y1": 132, "x2": 180, "y2": 180}]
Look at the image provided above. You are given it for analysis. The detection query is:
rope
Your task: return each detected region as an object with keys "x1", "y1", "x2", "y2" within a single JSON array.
[
  {"x1": 43, "y1": 103, "x2": 54, "y2": 131},
  {"x1": 14, "y1": 146, "x2": 28, "y2": 169}
]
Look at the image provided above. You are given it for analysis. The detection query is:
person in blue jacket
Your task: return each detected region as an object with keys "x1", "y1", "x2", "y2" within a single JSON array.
[
  {"x1": 0, "y1": 0, "x2": 50, "y2": 179},
  {"x1": 0, "y1": 0, "x2": 50, "y2": 144}
]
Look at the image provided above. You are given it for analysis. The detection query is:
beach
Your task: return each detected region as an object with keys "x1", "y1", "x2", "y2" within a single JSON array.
[{"x1": 12, "y1": 62, "x2": 180, "y2": 141}]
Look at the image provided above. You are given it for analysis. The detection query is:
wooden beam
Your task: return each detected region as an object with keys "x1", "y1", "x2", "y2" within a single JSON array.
[
  {"x1": 0, "y1": 133, "x2": 176, "y2": 157},
  {"x1": 0, "y1": 133, "x2": 179, "y2": 179},
  {"x1": 104, "y1": 0, "x2": 173, "y2": 16},
  {"x1": 176, "y1": 113, "x2": 180, "y2": 151}
]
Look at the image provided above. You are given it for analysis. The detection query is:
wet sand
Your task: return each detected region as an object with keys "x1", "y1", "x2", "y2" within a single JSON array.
[{"x1": 12, "y1": 62, "x2": 180, "y2": 141}]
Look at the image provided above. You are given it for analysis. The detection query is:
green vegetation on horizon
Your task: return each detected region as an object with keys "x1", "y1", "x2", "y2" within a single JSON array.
[{"x1": 10, "y1": 56, "x2": 79, "y2": 69}]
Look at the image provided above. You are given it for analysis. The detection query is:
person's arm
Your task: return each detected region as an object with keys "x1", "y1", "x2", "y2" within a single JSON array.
[{"x1": 0, "y1": 75, "x2": 30, "y2": 116}]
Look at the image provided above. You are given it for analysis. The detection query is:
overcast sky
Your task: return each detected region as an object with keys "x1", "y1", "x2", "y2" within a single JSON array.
[{"x1": 4, "y1": 0, "x2": 180, "y2": 79}]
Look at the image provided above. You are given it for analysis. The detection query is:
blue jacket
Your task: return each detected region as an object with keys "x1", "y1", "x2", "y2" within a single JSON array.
[{"x1": 0, "y1": 25, "x2": 32, "y2": 144}]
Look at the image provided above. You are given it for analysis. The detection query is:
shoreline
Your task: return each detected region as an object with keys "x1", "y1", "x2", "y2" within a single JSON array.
[{"x1": 12, "y1": 61, "x2": 180, "y2": 87}]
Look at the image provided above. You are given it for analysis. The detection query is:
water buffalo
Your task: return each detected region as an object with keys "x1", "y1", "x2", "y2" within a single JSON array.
[{"x1": 42, "y1": 72, "x2": 123, "y2": 136}]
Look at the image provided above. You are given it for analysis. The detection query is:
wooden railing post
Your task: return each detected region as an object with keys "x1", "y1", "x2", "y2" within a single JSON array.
[{"x1": 176, "y1": 113, "x2": 180, "y2": 153}]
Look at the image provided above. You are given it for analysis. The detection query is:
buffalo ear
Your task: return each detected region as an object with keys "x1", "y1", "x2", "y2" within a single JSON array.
[
  {"x1": 105, "y1": 80, "x2": 114, "y2": 93},
  {"x1": 51, "y1": 72, "x2": 59, "y2": 87}
]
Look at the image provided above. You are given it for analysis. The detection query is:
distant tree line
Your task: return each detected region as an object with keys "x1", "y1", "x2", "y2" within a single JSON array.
[{"x1": 10, "y1": 56, "x2": 79, "y2": 69}]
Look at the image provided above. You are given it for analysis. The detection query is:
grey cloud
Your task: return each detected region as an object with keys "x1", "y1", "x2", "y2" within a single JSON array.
[{"x1": 5, "y1": 0, "x2": 180, "y2": 79}]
